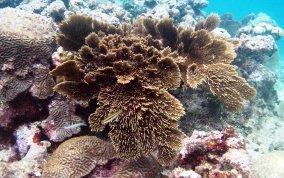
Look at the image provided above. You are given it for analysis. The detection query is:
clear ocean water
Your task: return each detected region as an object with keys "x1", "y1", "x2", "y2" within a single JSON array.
[{"x1": 205, "y1": 0, "x2": 284, "y2": 59}]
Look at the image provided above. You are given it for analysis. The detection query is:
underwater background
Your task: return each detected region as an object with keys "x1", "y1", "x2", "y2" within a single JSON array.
[
  {"x1": 205, "y1": 0, "x2": 284, "y2": 60},
  {"x1": 0, "y1": 0, "x2": 284, "y2": 177}
]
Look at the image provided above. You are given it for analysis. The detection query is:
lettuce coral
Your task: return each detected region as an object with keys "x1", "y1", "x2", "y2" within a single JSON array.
[
  {"x1": 134, "y1": 14, "x2": 256, "y2": 111},
  {"x1": 50, "y1": 13, "x2": 256, "y2": 166},
  {"x1": 176, "y1": 16, "x2": 256, "y2": 111},
  {"x1": 52, "y1": 24, "x2": 185, "y2": 164}
]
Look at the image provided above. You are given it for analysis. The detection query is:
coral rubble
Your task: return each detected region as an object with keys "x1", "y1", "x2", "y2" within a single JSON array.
[{"x1": 0, "y1": 123, "x2": 50, "y2": 178}]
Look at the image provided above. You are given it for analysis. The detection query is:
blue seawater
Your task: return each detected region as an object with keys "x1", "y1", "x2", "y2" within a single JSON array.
[{"x1": 205, "y1": 0, "x2": 284, "y2": 59}]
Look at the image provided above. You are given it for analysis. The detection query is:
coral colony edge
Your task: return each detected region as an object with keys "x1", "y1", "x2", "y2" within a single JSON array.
[{"x1": 0, "y1": 0, "x2": 284, "y2": 178}]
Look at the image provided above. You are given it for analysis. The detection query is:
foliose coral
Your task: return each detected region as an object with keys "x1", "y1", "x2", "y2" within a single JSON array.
[
  {"x1": 136, "y1": 14, "x2": 256, "y2": 111},
  {"x1": 51, "y1": 14, "x2": 185, "y2": 165},
  {"x1": 42, "y1": 136, "x2": 116, "y2": 178},
  {"x1": 51, "y1": 13, "x2": 256, "y2": 165}
]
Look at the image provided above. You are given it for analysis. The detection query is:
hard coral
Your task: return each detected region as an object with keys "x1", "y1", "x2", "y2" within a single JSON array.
[
  {"x1": 57, "y1": 14, "x2": 123, "y2": 51},
  {"x1": 51, "y1": 13, "x2": 256, "y2": 165},
  {"x1": 42, "y1": 95, "x2": 86, "y2": 142},
  {"x1": 0, "y1": 8, "x2": 56, "y2": 102},
  {"x1": 42, "y1": 136, "x2": 116, "y2": 178},
  {"x1": 177, "y1": 15, "x2": 256, "y2": 111},
  {"x1": 30, "y1": 64, "x2": 55, "y2": 99},
  {"x1": 136, "y1": 14, "x2": 256, "y2": 111},
  {"x1": 116, "y1": 156, "x2": 162, "y2": 178},
  {"x1": 52, "y1": 19, "x2": 185, "y2": 164}
]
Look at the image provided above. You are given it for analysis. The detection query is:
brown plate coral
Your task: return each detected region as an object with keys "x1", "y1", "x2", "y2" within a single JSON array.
[{"x1": 49, "y1": 14, "x2": 256, "y2": 166}]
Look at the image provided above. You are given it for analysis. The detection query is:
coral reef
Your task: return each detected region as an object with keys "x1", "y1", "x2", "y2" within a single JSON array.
[
  {"x1": 237, "y1": 34, "x2": 278, "y2": 62},
  {"x1": 237, "y1": 13, "x2": 284, "y2": 40},
  {"x1": 0, "y1": 123, "x2": 50, "y2": 178},
  {"x1": 178, "y1": 126, "x2": 251, "y2": 177},
  {"x1": 0, "y1": 1, "x2": 281, "y2": 177},
  {"x1": 0, "y1": 8, "x2": 56, "y2": 102},
  {"x1": 50, "y1": 13, "x2": 256, "y2": 165},
  {"x1": 42, "y1": 136, "x2": 116, "y2": 178},
  {"x1": 52, "y1": 20, "x2": 185, "y2": 163},
  {"x1": 41, "y1": 95, "x2": 86, "y2": 142}
]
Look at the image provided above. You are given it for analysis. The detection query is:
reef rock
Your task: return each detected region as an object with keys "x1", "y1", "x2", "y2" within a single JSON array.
[
  {"x1": 42, "y1": 0, "x2": 66, "y2": 22},
  {"x1": 219, "y1": 13, "x2": 241, "y2": 37},
  {"x1": 178, "y1": 126, "x2": 251, "y2": 177},
  {"x1": 0, "y1": 95, "x2": 38, "y2": 128},
  {"x1": 0, "y1": 8, "x2": 56, "y2": 102},
  {"x1": 0, "y1": 122, "x2": 50, "y2": 178},
  {"x1": 237, "y1": 34, "x2": 278, "y2": 62},
  {"x1": 238, "y1": 13, "x2": 284, "y2": 40}
]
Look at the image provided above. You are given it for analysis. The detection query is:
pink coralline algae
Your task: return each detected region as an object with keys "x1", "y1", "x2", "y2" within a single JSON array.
[
  {"x1": 170, "y1": 167, "x2": 202, "y2": 178},
  {"x1": 0, "y1": 123, "x2": 50, "y2": 178},
  {"x1": 177, "y1": 126, "x2": 251, "y2": 178}
]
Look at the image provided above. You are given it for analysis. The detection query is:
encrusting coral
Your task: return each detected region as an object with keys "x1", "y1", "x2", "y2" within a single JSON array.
[
  {"x1": 50, "y1": 13, "x2": 256, "y2": 166},
  {"x1": 42, "y1": 136, "x2": 116, "y2": 178}
]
